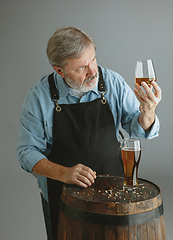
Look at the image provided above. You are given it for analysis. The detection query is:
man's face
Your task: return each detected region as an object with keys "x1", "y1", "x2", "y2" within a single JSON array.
[{"x1": 54, "y1": 45, "x2": 98, "y2": 92}]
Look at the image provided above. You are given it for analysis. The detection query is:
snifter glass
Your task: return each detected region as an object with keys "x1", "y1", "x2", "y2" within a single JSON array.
[
  {"x1": 135, "y1": 60, "x2": 157, "y2": 86},
  {"x1": 121, "y1": 138, "x2": 141, "y2": 191}
]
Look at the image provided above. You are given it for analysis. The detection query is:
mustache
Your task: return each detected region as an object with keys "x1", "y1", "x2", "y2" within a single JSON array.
[{"x1": 84, "y1": 72, "x2": 98, "y2": 83}]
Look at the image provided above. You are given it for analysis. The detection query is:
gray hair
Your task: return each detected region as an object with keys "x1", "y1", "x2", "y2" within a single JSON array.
[{"x1": 46, "y1": 27, "x2": 96, "y2": 68}]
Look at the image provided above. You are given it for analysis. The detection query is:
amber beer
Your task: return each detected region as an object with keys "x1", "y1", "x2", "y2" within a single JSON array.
[
  {"x1": 135, "y1": 77, "x2": 157, "y2": 86},
  {"x1": 121, "y1": 147, "x2": 141, "y2": 189}
]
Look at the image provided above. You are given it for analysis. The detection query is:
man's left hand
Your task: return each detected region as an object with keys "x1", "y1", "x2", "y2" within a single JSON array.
[{"x1": 134, "y1": 81, "x2": 162, "y2": 131}]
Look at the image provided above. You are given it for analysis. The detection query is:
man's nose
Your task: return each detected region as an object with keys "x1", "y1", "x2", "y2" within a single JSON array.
[{"x1": 86, "y1": 64, "x2": 95, "y2": 77}]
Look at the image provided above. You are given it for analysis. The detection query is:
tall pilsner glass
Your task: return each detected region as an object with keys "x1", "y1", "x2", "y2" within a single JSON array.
[{"x1": 121, "y1": 138, "x2": 141, "y2": 191}]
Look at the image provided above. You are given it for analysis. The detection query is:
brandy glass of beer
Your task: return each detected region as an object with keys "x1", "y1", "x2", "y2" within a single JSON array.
[
  {"x1": 121, "y1": 138, "x2": 141, "y2": 191},
  {"x1": 135, "y1": 60, "x2": 157, "y2": 86}
]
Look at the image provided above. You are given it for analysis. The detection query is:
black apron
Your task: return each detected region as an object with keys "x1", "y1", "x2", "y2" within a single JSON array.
[{"x1": 47, "y1": 67, "x2": 124, "y2": 240}]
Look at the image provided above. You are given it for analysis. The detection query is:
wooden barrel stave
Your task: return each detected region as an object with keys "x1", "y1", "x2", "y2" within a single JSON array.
[
  {"x1": 155, "y1": 215, "x2": 166, "y2": 240},
  {"x1": 57, "y1": 176, "x2": 166, "y2": 240},
  {"x1": 57, "y1": 211, "x2": 166, "y2": 240}
]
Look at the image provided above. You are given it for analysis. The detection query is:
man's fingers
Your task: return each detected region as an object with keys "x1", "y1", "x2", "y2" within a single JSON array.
[
  {"x1": 74, "y1": 179, "x2": 88, "y2": 188},
  {"x1": 135, "y1": 83, "x2": 151, "y2": 102},
  {"x1": 151, "y1": 81, "x2": 162, "y2": 103},
  {"x1": 80, "y1": 166, "x2": 96, "y2": 185},
  {"x1": 80, "y1": 165, "x2": 96, "y2": 180},
  {"x1": 141, "y1": 82, "x2": 156, "y2": 102},
  {"x1": 134, "y1": 88, "x2": 147, "y2": 105},
  {"x1": 72, "y1": 164, "x2": 96, "y2": 187},
  {"x1": 135, "y1": 81, "x2": 161, "y2": 103},
  {"x1": 77, "y1": 174, "x2": 93, "y2": 186}
]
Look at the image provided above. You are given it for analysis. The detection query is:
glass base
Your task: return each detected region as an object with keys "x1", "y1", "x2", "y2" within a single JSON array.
[{"x1": 123, "y1": 184, "x2": 137, "y2": 191}]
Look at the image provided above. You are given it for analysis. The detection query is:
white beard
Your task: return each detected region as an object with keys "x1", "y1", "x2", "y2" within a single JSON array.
[{"x1": 64, "y1": 72, "x2": 99, "y2": 92}]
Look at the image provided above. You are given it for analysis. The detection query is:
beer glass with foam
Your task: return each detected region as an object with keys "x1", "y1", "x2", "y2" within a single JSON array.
[{"x1": 121, "y1": 138, "x2": 141, "y2": 191}]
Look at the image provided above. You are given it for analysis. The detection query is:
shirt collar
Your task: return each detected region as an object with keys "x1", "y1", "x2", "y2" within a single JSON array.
[{"x1": 54, "y1": 72, "x2": 100, "y2": 100}]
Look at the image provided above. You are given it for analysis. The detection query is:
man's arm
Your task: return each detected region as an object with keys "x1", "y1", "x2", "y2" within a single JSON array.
[
  {"x1": 32, "y1": 158, "x2": 96, "y2": 188},
  {"x1": 134, "y1": 81, "x2": 161, "y2": 131}
]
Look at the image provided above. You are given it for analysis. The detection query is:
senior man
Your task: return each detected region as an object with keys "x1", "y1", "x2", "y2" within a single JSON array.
[{"x1": 16, "y1": 27, "x2": 161, "y2": 240}]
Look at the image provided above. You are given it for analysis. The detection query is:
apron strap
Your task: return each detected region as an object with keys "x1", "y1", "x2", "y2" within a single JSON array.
[
  {"x1": 48, "y1": 66, "x2": 105, "y2": 101},
  {"x1": 98, "y1": 66, "x2": 105, "y2": 92},
  {"x1": 48, "y1": 73, "x2": 59, "y2": 101}
]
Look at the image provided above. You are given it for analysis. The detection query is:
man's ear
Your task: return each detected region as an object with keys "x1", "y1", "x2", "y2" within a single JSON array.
[{"x1": 53, "y1": 66, "x2": 65, "y2": 79}]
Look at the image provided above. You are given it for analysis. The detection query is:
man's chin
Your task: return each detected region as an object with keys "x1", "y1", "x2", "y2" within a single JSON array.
[
  {"x1": 64, "y1": 73, "x2": 99, "y2": 92},
  {"x1": 83, "y1": 78, "x2": 98, "y2": 92}
]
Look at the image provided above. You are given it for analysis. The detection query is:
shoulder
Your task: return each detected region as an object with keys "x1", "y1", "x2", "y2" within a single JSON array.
[
  {"x1": 21, "y1": 74, "x2": 54, "y2": 115},
  {"x1": 99, "y1": 66, "x2": 125, "y2": 89},
  {"x1": 99, "y1": 66, "x2": 127, "y2": 97},
  {"x1": 23, "y1": 72, "x2": 60, "y2": 103},
  {"x1": 28, "y1": 74, "x2": 50, "y2": 97}
]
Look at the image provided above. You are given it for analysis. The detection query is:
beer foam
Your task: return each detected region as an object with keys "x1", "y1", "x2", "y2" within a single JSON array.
[{"x1": 122, "y1": 147, "x2": 141, "y2": 151}]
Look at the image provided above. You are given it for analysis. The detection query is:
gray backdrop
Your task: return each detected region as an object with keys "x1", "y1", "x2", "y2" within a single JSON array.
[{"x1": 1, "y1": 0, "x2": 173, "y2": 239}]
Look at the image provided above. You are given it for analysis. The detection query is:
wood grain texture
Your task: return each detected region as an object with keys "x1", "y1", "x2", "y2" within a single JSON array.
[{"x1": 57, "y1": 176, "x2": 166, "y2": 240}]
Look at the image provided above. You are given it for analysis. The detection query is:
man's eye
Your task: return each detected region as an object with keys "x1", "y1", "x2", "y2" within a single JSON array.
[
  {"x1": 92, "y1": 57, "x2": 96, "y2": 62},
  {"x1": 78, "y1": 67, "x2": 84, "y2": 71}
]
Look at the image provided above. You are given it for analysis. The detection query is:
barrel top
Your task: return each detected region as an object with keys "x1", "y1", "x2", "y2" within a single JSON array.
[{"x1": 63, "y1": 176, "x2": 161, "y2": 204}]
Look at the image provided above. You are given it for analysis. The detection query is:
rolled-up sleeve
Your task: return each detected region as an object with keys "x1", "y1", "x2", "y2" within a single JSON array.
[
  {"x1": 16, "y1": 87, "x2": 48, "y2": 172},
  {"x1": 130, "y1": 112, "x2": 160, "y2": 139}
]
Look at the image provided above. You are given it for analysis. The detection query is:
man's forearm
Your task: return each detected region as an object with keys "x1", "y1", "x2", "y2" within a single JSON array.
[
  {"x1": 32, "y1": 158, "x2": 66, "y2": 181},
  {"x1": 32, "y1": 158, "x2": 96, "y2": 188}
]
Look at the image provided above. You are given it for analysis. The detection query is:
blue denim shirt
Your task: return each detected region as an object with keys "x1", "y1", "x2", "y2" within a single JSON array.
[{"x1": 16, "y1": 66, "x2": 160, "y2": 201}]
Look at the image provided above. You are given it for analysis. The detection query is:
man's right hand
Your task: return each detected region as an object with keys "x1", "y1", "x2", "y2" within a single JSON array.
[{"x1": 62, "y1": 164, "x2": 97, "y2": 188}]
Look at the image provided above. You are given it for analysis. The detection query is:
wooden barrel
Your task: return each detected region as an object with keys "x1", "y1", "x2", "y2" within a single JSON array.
[{"x1": 57, "y1": 176, "x2": 166, "y2": 240}]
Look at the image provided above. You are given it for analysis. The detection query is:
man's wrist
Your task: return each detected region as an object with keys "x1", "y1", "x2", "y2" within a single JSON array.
[{"x1": 139, "y1": 113, "x2": 155, "y2": 131}]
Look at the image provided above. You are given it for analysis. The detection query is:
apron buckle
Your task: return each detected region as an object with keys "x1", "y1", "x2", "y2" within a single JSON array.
[
  {"x1": 98, "y1": 90, "x2": 107, "y2": 104},
  {"x1": 55, "y1": 100, "x2": 62, "y2": 112}
]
